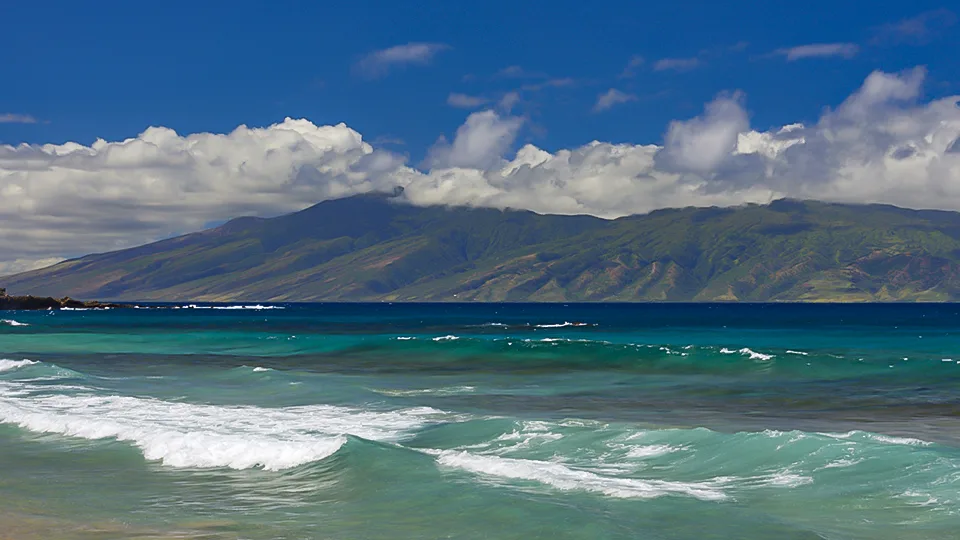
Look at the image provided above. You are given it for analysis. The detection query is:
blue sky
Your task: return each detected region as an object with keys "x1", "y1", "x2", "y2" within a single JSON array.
[
  {"x1": 3, "y1": 0, "x2": 957, "y2": 157},
  {"x1": 2, "y1": 1, "x2": 960, "y2": 273}
]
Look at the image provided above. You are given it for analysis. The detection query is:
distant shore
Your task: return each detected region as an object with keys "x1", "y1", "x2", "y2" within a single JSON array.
[{"x1": 0, "y1": 289, "x2": 127, "y2": 310}]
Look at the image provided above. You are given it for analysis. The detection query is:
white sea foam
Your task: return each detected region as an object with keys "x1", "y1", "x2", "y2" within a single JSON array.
[
  {"x1": 823, "y1": 430, "x2": 932, "y2": 447},
  {"x1": 395, "y1": 336, "x2": 415, "y2": 340},
  {"x1": 898, "y1": 491, "x2": 941, "y2": 507},
  {"x1": 1, "y1": 319, "x2": 29, "y2": 327},
  {"x1": 212, "y1": 305, "x2": 284, "y2": 310},
  {"x1": 534, "y1": 322, "x2": 594, "y2": 328},
  {"x1": 251, "y1": 367, "x2": 272, "y2": 372},
  {"x1": 720, "y1": 347, "x2": 774, "y2": 361},
  {"x1": 432, "y1": 335, "x2": 460, "y2": 341},
  {"x1": 373, "y1": 386, "x2": 477, "y2": 397},
  {"x1": 0, "y1": 359, "x2": 38, "y2": 372},
  {"x1": 785, "y1": 350, "x2": 809, "y2": 356},
  {"x1": 735, "y1": 471, "x2": 814, "y2": 488},
  {"x1": 818, "y1": 458, "x2": 865, "y2": 470},
  {"x1": 174, "y1": 304, "x2": 284, "y2": 310},
  {"x1": 625, "y1": 444, "x2": 679, "y2": 459},
  {"x1": 435, "y1": 451, "x2": 726, "y2": 501},
  {"x1": 0, "y1": 390, "x2": 450, "y2": 471}
]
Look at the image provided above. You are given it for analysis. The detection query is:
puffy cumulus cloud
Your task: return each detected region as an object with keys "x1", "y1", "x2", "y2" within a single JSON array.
[
  {"x1": 658, "y1": 93, "x2": 750, "y2": 174},
  {"x1": 3, "y1": 67, "x2": 960, "y2": 273},
  {"x1": 0, "y1": 118, "x2": 407, "y2": 269},
  {"x1": 424, "y1": 110, "x2": 524, "y2": 170}
]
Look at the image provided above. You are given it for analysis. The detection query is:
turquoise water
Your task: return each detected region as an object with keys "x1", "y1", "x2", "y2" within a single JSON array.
[{"x1": 1, "y1": 303, "x2": 959, "y2": 539}]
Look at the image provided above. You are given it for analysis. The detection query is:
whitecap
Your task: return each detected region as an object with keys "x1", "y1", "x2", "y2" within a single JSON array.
[
  {"x1": 432, "y1": 335, "x2": 460, "y2": 341},
  {"x1": 373, "y1": 386, "x2": 477, "y2": 397},
  {"x1": 625, "y1": 444, "x2": 679, "y2": 459},
  {"x1": 251, "y1": 367, "x2": 272, "y2": 372},
  {"x1": 435, "y1": 451, "x2": 726, "y2": 501},
  {"x1": 211, "y1": 305, "x2": 284, "y2": 310},
  {"x1": 0, "y1": 392, "x2": 452, "y2": 471},
  {"x1": 822, "y1": 430, "x2": 932, "y2": 447},
  {"x1": 720, "y1": 347, "x2": 774, "y2": 361},
  {"x1": 534, "y1": 322, "x2": 595, "y2": 328},
  {"x1": 1, "y1": 319, "x2": 29, "y2": 327},
  {"x1": 0, "y1": 359, "x2": 38, "y2": 372},
  {"x1": 818, "y1": 458, "x2": 864, "y2": 470}
]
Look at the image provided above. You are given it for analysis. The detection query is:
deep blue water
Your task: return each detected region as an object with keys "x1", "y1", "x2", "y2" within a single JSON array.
[{"x1": 1, "y1": 303, "x2": 959, "y2": 539}]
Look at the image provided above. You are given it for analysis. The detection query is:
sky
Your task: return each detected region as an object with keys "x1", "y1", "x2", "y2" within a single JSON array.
[{"x1": 1, "y1": 0, "x2": 960, "y2": 274}]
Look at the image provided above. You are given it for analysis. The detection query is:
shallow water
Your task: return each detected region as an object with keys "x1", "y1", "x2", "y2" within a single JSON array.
[{"x1": 1, "y1": 303, "x2": 959, "y2": 539}]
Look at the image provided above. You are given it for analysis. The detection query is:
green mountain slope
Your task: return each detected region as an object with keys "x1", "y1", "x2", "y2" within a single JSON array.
[{"x1": 6, "y1": 194, "x2": 960, "y2": 302}]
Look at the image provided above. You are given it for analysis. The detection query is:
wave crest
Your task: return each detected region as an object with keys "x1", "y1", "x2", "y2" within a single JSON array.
[
  {"x1": 0, "y1": 392, "x2": 452, "y2": 471},
  {"x1": 0, "y1": 359, "x2": 38, "y2": 372}
]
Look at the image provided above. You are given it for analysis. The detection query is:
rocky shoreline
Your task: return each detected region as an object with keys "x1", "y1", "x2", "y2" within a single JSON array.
[{"x1": 0, "y1": 288, "x2": 128, "y2": 310}]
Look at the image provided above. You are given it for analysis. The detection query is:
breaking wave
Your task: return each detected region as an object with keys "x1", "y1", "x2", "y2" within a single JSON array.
[
  {"x1": 0, "y1": 359, "x2": 38, "y2": 372},
  {"x1": 434, "y1": 450, "x2": 727, "y2": 501},
  {"x1": 0, "y1": 389, "x2": 453, "y2": 471}
]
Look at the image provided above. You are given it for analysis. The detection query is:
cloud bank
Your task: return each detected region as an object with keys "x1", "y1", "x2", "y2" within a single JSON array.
[{"x1": 2, "y1": 68, "x2": 960, "y2": 273}]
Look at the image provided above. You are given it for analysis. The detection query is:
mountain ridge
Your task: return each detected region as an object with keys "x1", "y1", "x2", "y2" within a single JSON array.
[{"x1": 6, "y1": 193, "x2": 960, "y2": 302}]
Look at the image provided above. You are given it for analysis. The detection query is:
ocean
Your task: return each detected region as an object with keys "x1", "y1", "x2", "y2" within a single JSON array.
[{"x1": 1, "y1": 303, "x2": 958, "y2": 539}]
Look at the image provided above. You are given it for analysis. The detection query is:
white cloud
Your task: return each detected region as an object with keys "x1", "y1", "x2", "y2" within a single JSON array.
[
  {"x1": 872, "y1": 9, "x2": 957, "y2": 44},
  {"x1": 593, "y1": 89, "x2": 637, "y2": 112},
  {"x1": 354, "y1": 42, "x2": 449, "y2": 78},
  {"x1": 774, "y1": 43, "x2": 860, "y2": 61},
  {"x1": 447, "y1": 93, "x2": 489, "y2": 108},
  {"x1": 0, "y1": 119, "x2": 407, "y2": 270},
  {"x1": 2, "y1": 67, "x2": 960, "y2": 274},
  {"x1": 498, "y1": 92, "x2": 521, "y2": 113},
  {"x1": 425, "y1": 110, "x2": 524, "y2": 170},
  {"x1": 619, "y1": 55, "x2": 645, "y2": 78},
  {"x1": 494, "y1": 65, "x2": 546, "y2": 79},
  {"x1": 653, "y1": 57, "x2": 701, "y2": 72},
  {"x1": 521, "y1": 78, "x2": 576, "y2": 92},
  {"x1": 0, "y1": 114, "x2": 38, "y2": 124},
  {"x1": 659, "y1": 93, "x2": 749, "y2": 173},
  {"x1": 0, "y1": 257, "x2": 65, "y2": 276}
]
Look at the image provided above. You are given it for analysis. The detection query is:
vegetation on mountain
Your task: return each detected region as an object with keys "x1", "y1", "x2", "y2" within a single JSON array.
[
  {"x1": 6, "y1": 193, "x2": 960, "y2": 302},
  {"x1": 0, "y1": 288, "x2": 126, "y2": 310}
]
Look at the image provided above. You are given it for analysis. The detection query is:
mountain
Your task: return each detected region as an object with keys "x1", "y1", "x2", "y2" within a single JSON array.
[{"x1": 6, "y1": 193, "x2": 960, "y2": 302}]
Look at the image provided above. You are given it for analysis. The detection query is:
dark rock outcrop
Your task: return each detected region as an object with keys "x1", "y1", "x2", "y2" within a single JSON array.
[{"x1": 0, "y1": 288, "x2": 128, "y2": 310}]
